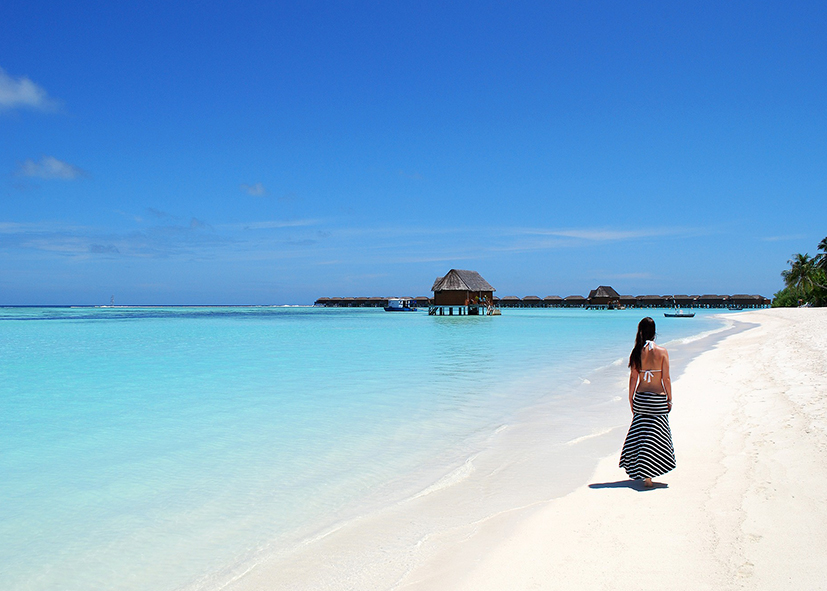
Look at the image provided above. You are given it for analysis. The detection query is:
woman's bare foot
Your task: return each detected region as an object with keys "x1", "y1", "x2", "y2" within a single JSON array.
[{"x1": 643, "y1": 478, "x2": 654, "y2": 488}]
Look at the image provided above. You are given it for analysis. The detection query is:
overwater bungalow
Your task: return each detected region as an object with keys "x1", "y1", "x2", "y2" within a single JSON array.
[
  {"x1": 620, "y1": 295, "x2": 637, "y2": 308},
  {"x1": 672, "y1": 294, "x2": 697, "y2": 308},
  {"x1": 563, "y1": 295, "x2": 587, "y2": 308},
  {"x1": 586, "y1": 285, "x2": 621, "y2": 309},
  {"x1": 543, "y1": 296, "x2": 564, "y2": 308},
  {"x1": 729, "y1": 294, "x2": 765, "y2": 309},
  {"x1": 522, "y1": 295, "x2": 542, "y2": 308},
  {"x1": 637, "y1": 295, "x2": 667, "y2": 308},
  {"x1": 498, "y1": 296, "x2": 522, "y2": 308},
  {"x1": 699, "y1": 294, "x2": 728, "y2": 308},
  {"x1": 429, "y1": 269, "x2": 497, "y2": 316}
]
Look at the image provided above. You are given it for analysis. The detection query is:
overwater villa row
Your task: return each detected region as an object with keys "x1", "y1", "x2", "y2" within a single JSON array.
[
  {"x1": 314, "y1": 289, "x2": 770, "y2": 310},
  {"x1": 314, "y1": 272, "x2": 769, "y2": 311}
]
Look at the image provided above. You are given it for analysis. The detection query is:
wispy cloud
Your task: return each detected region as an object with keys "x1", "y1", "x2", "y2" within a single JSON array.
[
  {"x1": 514, "y1": 227, "x2": 688, "y2": 241},
  {"x1": 146, "y1": 207, "x2": 173, "y2": 220},
  {"x1": 241, "y1": 182, "x2": 267, "y2": 196},
  {"x1": 16, "y1": 156, "x2": 86, "y2": 180},
  {"x1": 89, "y1": 243, "x2": 120, "y2": 254},
  {"x1": 0, "y1": 67, "x2": 60, "y2": 112},
  {"x1": 484, "y1": 226, "x2": 701, "y2": 253},
  {"x1": 761, "y1": 235, "x2": 805, "y2": 242},
  {"x1": 225, "y1": 219, "x2": 322, "y2": 231},
  {"x1": 0, "y1": 221, "x2": 92, "y2": 234},
  {"x1": 0, "y1": 216, "x2": 226, "y2": 260},
  {"x1": 0, "y1": 218, "x2": 704, "y2": 268}
]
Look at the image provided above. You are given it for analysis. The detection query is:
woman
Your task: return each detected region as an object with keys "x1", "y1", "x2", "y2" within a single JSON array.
[{"x1": 619, "y1": 317, "x2": 676, "y2": 487}]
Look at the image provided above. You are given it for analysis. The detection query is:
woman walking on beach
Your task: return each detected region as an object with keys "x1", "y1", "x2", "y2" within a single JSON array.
[{"x1": 619, "y1": 317, "x2": 676, "y2": 487}]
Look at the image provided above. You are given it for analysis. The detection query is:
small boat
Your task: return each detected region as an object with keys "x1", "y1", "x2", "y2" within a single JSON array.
[
  {"x1": 384, "y1": 298, "x2": 417, "y2": 312},
  {"x1": 664, "y1": 308, "x2": 695, "y2": 318}
]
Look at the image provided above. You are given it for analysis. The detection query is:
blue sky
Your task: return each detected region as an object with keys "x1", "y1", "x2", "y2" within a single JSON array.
[{"x1": 2, "y1": 1, "x2": 825, "y2": 304}]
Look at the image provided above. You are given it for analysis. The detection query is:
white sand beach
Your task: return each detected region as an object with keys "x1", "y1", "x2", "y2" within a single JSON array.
[
  {"x1": 221, "y1": 308, "x2": 827, "y2": 591},
  {"x1": 398, "y1": 308, "x2": 827, "y2": 591}
]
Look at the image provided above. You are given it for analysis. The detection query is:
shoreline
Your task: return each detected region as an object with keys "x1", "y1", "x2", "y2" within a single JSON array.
[
  {"x1": 397, "y1": 308, "x2": 827, "y2": 590},
  {"x1": 215, "y1": 312, "x2": 743, "y2": 591}
]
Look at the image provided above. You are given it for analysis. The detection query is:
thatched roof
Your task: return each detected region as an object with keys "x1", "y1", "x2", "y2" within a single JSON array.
[
  {"x1": 523, "y1": 295, "x2": 541, "y2": 301},
  {"x1": 543, "y1": 295, "x2": 563, "y2": 301},
  {"x1": 587, "y1": 285, "x2": 620, "y2": 299},
  {"x1": 432, "y1": 269, "x2": 496, "y2": 292},
  {"x1": 565, "y1": 295, "x2": 586, "y2": 301}
]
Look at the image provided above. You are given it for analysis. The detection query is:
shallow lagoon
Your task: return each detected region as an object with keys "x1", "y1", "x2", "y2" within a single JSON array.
[{"x1": 0, "y1": 306, "x2": 728, "y2": 590}]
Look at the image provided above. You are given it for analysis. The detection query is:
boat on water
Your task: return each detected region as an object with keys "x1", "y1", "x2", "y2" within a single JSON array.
[
  {"x1": 384, "y1": 298, "x2": 417, "y2": 312},
  {"x1": 664, "y1": 308, "x2": 695, "y2": 318}
]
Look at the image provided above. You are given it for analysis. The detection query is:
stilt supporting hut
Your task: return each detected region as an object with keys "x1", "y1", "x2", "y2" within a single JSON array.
[{"x1": 429, "y1": 269, "x2": 497, "y2": 316}]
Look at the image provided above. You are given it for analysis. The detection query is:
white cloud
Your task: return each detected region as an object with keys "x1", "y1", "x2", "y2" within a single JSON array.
[
  {"x1": 0, "y1": 67, "x2": 59, "y2": 111},
  {"x1": 761, "y1": 235, "x2": 804, "y2": 242},
  {"x1": 89, "y1": 244, "x2": 120, "y2": 254},
  {"x1": 241, "y1": 182, "x2": 267, "y2": 196},
  {"x1": 228, "y1": 219, "x2": 322, "y2": 230},
  {"x1": 16, "y1": 156, "x2": 86, "y2": 180},
  {"x1": 516, "y1": 228, "x2": 683, "y2": 241}
]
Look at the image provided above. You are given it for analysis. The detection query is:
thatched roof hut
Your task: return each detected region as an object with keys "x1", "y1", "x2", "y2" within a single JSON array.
[
  {"x1": 432, "y1": 269, "x2": 495, "y2": 292},
  {"x1": 587, "y1": 285, "x2": 620, "y2": 308},
  {"x1": 499, "y1": 296, "x2": 521, "y2": 308},
  {"x1": 672, "y1": 294, "x2": 696, "y2": 307},
  {"x1": 543, "y1": 295, "x2": 563, "y2": 308},
  {"x1": 636, "y1": 295, "x2": 666, "y2": 308},
  {"x1": 563, "y1": 295, "x2": 586, "y2": 308},
  {"x1": 699, "y1": 294, "x2": 728, "y2": 308},
  {"x1": 730, "y1": 294, "x2": 765, "y2": 308},
  {"x1": 432, "y1": 269, "x2": 496, "y2": 306},
  {"x1": 620, "y1": 295, "x2": 637, "y2": 306},
  {"x1": 522, "y1": 295, "x2": 542, "y2": 308}
]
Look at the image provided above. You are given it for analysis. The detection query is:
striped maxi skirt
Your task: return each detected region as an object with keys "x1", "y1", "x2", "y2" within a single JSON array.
[{"x1": 619, "y1": 391, "x2": 676, "y2": 480}]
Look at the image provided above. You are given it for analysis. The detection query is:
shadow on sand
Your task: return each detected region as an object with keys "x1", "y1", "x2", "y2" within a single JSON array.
[{"x1": 589, "y1": 479, "x2": 669, "y2": 491}]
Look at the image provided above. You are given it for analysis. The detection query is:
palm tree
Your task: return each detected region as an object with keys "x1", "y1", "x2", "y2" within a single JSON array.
[
  {"x1": 782, "y1": 253, "x2": 821, "y2": 292},
  {"x1": 816, "y1": 236, "x2": 827, "y2": 272}
]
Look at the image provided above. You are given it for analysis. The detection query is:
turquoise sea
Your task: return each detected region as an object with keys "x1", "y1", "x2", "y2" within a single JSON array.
[{"x1": 0, "y1": 307, "x2": 729, "y2": 590}]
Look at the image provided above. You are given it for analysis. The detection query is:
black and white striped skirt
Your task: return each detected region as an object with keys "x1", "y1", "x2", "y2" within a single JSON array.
[{"x1": 619, "y1": 391, "x2": 676, "y2": 480}]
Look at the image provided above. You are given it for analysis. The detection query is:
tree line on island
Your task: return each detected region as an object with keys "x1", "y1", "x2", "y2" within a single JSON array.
[{"x1": 774, "y1": 236, "x2": 827, "y2": 307}]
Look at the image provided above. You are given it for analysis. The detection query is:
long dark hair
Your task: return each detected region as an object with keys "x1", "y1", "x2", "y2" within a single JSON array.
[{"x1": 629, "y1": 317, "x2": 656, "y2": 371}]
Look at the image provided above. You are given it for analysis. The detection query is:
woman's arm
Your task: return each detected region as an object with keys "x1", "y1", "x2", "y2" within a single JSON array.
[
  {"x1": 628, "y1": 368, "x2": 639, "y2": 412},
  {"x1": 662, "y1": 349, "x2": 672, "y2": 407}
]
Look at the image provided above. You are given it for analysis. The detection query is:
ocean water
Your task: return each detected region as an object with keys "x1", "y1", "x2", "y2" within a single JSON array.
[{"x1": 0, "y1": 306, "x2": 728, "y2": 590}]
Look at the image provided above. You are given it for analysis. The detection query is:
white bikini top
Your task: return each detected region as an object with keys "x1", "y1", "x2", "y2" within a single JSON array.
[{"x1": 640, "y1": 340, "x2": 661, "y2": 382}]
